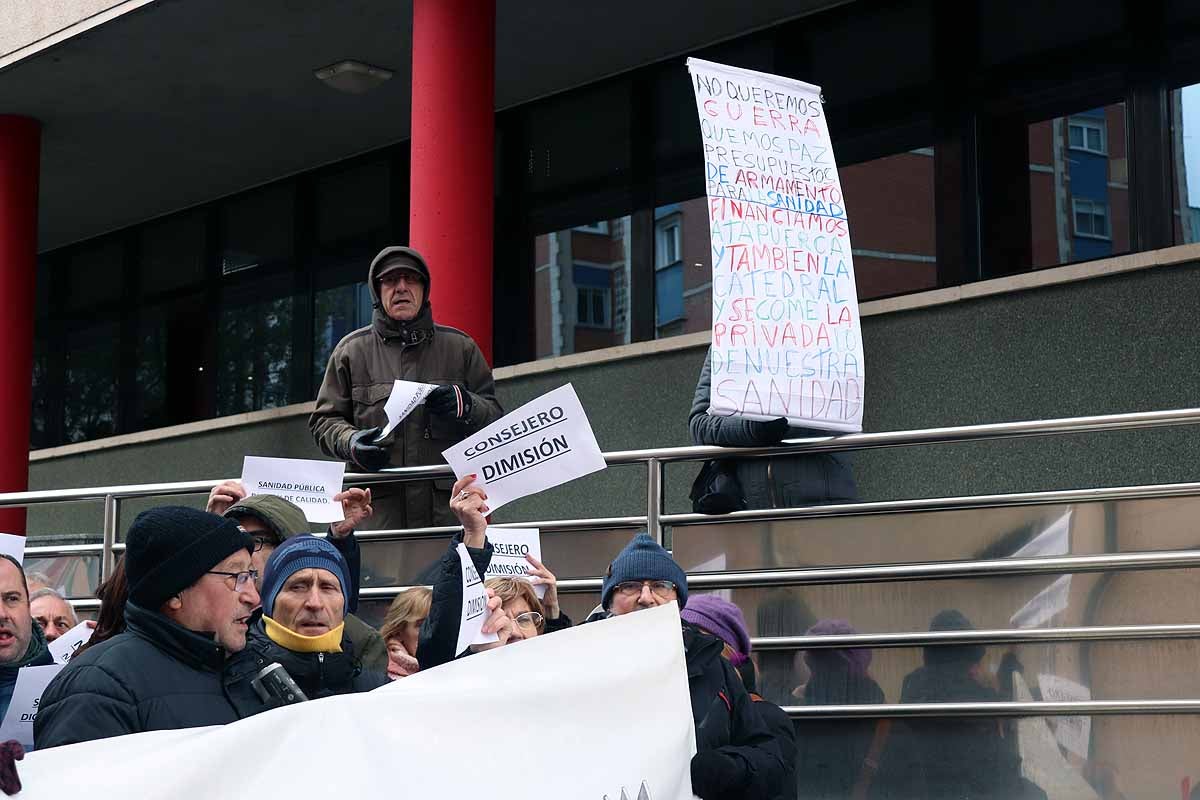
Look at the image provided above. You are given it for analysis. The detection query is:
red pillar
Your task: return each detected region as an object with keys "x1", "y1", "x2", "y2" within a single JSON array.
[
  {"x1": 0, "y1": 117, "x2": 40, "y2": 535},
  {"x1": 410, "y1": 0, "x2": 495, "y2": 363}
]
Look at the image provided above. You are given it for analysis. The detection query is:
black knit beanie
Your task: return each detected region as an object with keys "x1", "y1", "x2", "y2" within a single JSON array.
[{"x1": 125, "y1": 506, "x2": 255, "y2": 610}]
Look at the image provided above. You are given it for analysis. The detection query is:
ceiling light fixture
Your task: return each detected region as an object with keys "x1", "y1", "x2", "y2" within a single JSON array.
[{"x1": 314, "y1": 60, "x2": 393, "y2": 95}]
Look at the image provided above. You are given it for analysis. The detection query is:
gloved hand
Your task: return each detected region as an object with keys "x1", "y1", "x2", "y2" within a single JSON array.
[
  {"x1": 746, "y1": 416, "x2": 790, "y2": 445},
  {"x1": 349, "y1": 427, "x2": 390, "y2": 471},
  {"x1": 690, "y1": 750, "x2": 740, "y2": 799},
  {"x1": 426, "y1": 383, "x2": 473, "y2": 420}
]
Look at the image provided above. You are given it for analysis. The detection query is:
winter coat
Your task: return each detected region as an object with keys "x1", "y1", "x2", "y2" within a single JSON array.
[
  {"x1": 416, "y1": 532, "x2": 495, "y2": 670},
  {"x1": 685, "y1": 624, "x2": 787, "y2": 799},
  {"x1": 750, "y1": 694, "x2": 797, "y2": 800},
  {"x1": 225, "y1": 616, "x2": 388, "y2": 716},
  {"x1": 0, "y1": 623, "x2": 53, "y2": 721},
  {"x1": 688, "y1": 348, "x2": 857, "y2": 508},
  {"x1": 35, "y1": 602, "x2": 245, "y2": 748},
  {"x1": 309, "y1": 258, "x2": 503, "y2": 531}
]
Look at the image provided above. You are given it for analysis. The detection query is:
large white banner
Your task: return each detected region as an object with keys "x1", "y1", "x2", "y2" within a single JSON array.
[
  {"x1": 688, "y1": 57, "x2": 866, "y2": 432},
  {"x1": 19, "y1": 604, "x2": 698, "y2": 800},
  {"x1": 442, "y1": 384, "x2": 606, "y2": 513}
]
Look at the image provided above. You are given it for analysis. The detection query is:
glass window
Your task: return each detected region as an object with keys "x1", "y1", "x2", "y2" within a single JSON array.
[
  {"x1": 1171, "y1": 83, "x2": 1200, "y2": 245},
  {"x1": 839, "y1": 149, "x2": 939, "y2": 299},
  {"x1": 313, "y1": 282, "x2": 373, "y2": 387},
  {"x1": 220, "y1": 182, "x2": 295, "y2": 275},
  {"x1": 316, "y1": 160, "x2": 390, "y2": 247},
  {"x1": 30, "y1": 339, "x2": 50, "y2": 449},
  {"x1": 1028, "y1": 103, "x2": 1129, "y2": 268},
  {"x1": 62, "y1": 239, "x2": 124, "y2": 312},
  {"x1": 532, "y1": 216, "x2": 632, "y2": 359},
  {"x1": 63, "y1": 325, "x2": 118, "y2": 443},
  {"x1": 216, "y1": 294, "x2": 295, "y2": 416},
  {"x1": 141, "y1": 211, "x2": 207, "y2": 296},
  {"x1": 134, "y1": 311, "x2": 169, "y2": 431}
]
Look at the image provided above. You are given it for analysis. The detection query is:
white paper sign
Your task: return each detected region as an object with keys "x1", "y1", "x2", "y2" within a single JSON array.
[
  {"x1": 17, "y1": 604, "x2": 697, "y2": 800},
  {"x1": 484, "y1": 527, "x2": 545, "y2": 599},
  {"x1": 379, "y1": 379, "x2": 437, "y2": 438},
  {"x1": 0, "y1": 533, "x2": 25, "y2": 564},
  {"x1": 457, "y1": 543, "x2": 498, "y2": 652},
  {"x1": 240, "y1": 456, "x2": 346, "y2": 524},
  {"x1": 48, "y1": 621, "x2": 95, "y2": 665},
  {"x1": 442, "y1": 384, "x2": 606, "y2": 513},
  {"x1": 1011, "y1": 574, "x2": 1071, "y2": 629},
  {"x1": 688, "y1": 57, "x2": 866, "y2": 433},
  {"x1": 1013, "y1": 510, "x2": 1072, "y2": 559},
  {"x1": 1038, "y1": 673, "x2": 1093, "y2": 759},
  {"x1": 0, "y1": 664, "x2": 62, "y2": 749},
  {"x1": 1013, "y1": 673, "x2": 1100, "y2": 799}
]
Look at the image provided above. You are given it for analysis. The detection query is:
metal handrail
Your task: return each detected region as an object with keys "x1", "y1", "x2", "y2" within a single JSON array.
[
  {"x1": 784, "y1": 700, "x2": 1200, "y2": 719},
  {"x1": 753, "y1": 623, "x2": 1200, "y2": 650}
]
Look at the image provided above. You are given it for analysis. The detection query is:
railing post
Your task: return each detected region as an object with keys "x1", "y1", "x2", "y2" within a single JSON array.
[
  {"x1": 646, "y1": 458, "x2": 663, "y2": 546},
  {"x1": 101, "y1": 495, "x2": 118, "y2": 582}
]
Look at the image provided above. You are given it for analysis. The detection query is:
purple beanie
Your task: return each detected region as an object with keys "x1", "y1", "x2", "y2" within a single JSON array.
[
  {"x1": 804, "y1": 618, "x2": 872, "y2": 676},
  {"x1": 680, "y1": 594, "x2": 752, "y2": 666}
]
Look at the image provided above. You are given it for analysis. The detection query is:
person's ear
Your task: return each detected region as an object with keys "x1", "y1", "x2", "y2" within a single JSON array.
[{"x1": 166, "y1": 594, "x2": 183, "y2": 611}]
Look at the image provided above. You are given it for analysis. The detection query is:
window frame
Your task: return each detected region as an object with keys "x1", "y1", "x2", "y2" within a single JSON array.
[
  {"x1": 1068, "y1": 116, "x2": 1108, "y2": 156},
  {"x1": 576, "y1": 285, "x2": 613, "y2": 329},
  {"x1": 1072, "y1": 197, "x2": 1112, "y2": 240}
]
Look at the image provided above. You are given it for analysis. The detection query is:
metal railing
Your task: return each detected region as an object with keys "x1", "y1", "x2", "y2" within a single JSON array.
[{"x1": 12, "y1": 405, "x2": 1200, "y2": 720}]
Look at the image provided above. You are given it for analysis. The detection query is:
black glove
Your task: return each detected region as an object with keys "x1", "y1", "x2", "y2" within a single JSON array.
[
  {"x1": 746, "y1": 416, "x2": 790, "y2": 445},
  {"x1": 426, "y1": 383, "x2": 473, "y2": 420},
  {"x1": 348, "y1": 427, "x2": 390, "y2": 471},
  {"x1": 690, "y1": 750, "x2": 741, "y2": 799}
]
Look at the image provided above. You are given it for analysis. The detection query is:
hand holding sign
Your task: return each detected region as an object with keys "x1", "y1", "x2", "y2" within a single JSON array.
[
  {"x1": 205, "y1": 480, "x2": 247, "y2": 516},
  {"x1": 525, "y1": 553, "x2": 560, "y2": 620},
  {"x1": 330, "y1": 488, "x2": 373, "y2": 538},
  {"x1": 379, "y1": 380, "x2": 438, "y2": 438},
  {"x1": 449, "y1": 474, "x2": 489, "y2": 548}
]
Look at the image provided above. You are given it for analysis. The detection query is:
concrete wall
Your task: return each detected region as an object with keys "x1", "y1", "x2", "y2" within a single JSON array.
[
  {"x1": 0, "y1": 0, "x2": 147, "y2": 63},
  {"x1": 27, "y1": 257, "x2": 1200, "y2": 538}
]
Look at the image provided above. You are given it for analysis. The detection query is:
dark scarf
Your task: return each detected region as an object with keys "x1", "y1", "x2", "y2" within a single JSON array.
[{"x1": 372, "y1": 300, "x2": 435, "y2": 345}]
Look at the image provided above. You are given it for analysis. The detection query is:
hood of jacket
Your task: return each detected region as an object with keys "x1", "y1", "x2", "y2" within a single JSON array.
[
  {"x1": 682, "y1": 622, "x2": 726, "y2": 678},
  {"x1": 368, "y1": 246, "x2": 435, "y2": 344},
  {"x1": 224, "y1": 494, "x2": 309, "y2": 544}
]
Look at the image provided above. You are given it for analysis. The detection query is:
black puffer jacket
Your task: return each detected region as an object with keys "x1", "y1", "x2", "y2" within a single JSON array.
[
  {"x1": 417, "y1": 532, "x2": 495, "y2": 670},
  {"x1": 685, "y1": 624, "x2": 787, "y2": 799},
  {"x1": 226, "y1": 616, "x2": 388, "y2": 715},
  {"x1": 35, "y1": 602, "x2": 244, "y2": 748}
]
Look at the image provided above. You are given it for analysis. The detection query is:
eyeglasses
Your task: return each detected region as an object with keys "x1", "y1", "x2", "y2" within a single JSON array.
[
  {"x1": 614, "y1": 580, "x2": 677, "y2": 599},
  {"x1": 207, "y1": 569, "x2": 260, "y2": 591},
  {"x1": 514, "y1": 611, "x2": 544, "y2": 631}
]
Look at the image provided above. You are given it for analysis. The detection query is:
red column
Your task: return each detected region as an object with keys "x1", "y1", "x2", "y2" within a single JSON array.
[
  {"x1": 0, "y1": 117, "x2": 40, "y2": 535},
  {"x1": 409, "y1": 0, "x2": 495, "y2": 363}
]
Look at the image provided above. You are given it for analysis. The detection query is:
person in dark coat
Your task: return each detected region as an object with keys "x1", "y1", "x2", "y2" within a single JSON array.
[
  {"x1": 876, "y1": 609, "x2": 1042, "y2": 800},
  {"x1": 601, "y1": 533, "x2": 786, "y2": 800},
  {"x1": 688, "y1": 347, "x2": 857, "y2": 509},
  {"x1": 226, "y1": 535, "x2": 387, "y2": 714},
  {"x1": 682, "y1": 594, "x2": 797, "y2": 800},
  {"x1": 0, "y1": 555, "x2": 54, "y2": 719},
  {"x1": 35, "y1": 507, "x2": 259, "y2": 748}
]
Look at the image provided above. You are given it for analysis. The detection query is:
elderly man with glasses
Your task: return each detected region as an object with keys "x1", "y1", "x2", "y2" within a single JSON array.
[
  {"x1": 598, "y1": 533, "x2": 787, "y2": 800},
  {"x1": 36, "y1": 507, "x2": 260, "y2": 748}
]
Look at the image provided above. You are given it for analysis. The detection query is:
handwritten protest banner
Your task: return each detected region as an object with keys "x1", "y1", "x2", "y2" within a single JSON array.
[
  {"x1": 442, "y1": 384, "x2": 605, "y2": 513},
  {"x1": 457, "y1": 543, "x2": 498, "y2": 653},
  {"x1": 240, "y1": 456, "x2": 345, "y2": 524},
  {"x1": 48, "y1": 621, "x2": 95, "y2": 665},
  {"x1": 688, "y1": 57, "x2": 866, "y2": 432},
  {"x1": 0, "y1": 664, "x2": 62, "y2": 750},
  {"x1": 484, "y1": 528, "x2": 545, "y2": 599},
  {"x1": 379, "y1": 380, "x2": 437, "y2": 438}
]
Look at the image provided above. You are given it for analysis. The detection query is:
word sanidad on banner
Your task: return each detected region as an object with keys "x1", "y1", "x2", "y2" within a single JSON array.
[{"x1": 688, "y1": 57, "x2": 866, "y2": 433}]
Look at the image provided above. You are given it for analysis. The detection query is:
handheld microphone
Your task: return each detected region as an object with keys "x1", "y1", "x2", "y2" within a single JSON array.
[{"x1": 251, "y1": 662, "x2": 308, "y2": 705}]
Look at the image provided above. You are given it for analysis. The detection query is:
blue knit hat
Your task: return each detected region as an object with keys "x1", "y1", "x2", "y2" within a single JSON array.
[
  {"x1": 601, "y1": 533, "x2": 688, "y2": 610},
  {"x1": 260, "y1": 535, "x2": 351, "y2": 617}
]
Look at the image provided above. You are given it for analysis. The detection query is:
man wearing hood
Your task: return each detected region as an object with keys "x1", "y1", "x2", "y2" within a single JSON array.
[
  {"x1": 309, "y1": 246, "x2": 503, "y2": 530},
  {"x1": 0, "y1": 555, "x2": 54, "y2": 720}
]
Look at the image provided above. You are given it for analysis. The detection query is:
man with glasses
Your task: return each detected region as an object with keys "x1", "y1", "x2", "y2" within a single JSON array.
[
  {"x1": 226, "y1": 535, "x2": 387, "y2": 712},
  {"x1": 599, "y1": 533, "x2": 786, "y2": 800},
  {"x1": 36, "y1": 507, "x2": 259, "y2": 748}
]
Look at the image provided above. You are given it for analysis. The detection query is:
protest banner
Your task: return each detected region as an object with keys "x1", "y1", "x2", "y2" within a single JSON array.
[
  {"x1": 240, "y1": 456, "x2": 346, "y2": 524},
  {"x1": 378, "y1": 379, "x2": 437, "y2": 438},
  {"x1": 688, "y1": 57, "x2": 866, "y2": 432},
  {"x1": 1038, "y1": 673, "x2": 1092, "y2": 759},
  {"x1": 442, "y1": 384, "x2": 605, "y2": 513},
  {"x1": 48, "y1": 621, "x2": 95, "y2": 665},
  {"x1": 456, "y1": 543, "x2": 498, "y2": 651},
  {"x1": 483, "y1": 527, "x2": 545, "y2": 599},
  {"x1": 16, "y1": 604, "x2": 698, "y2": 800},
  {"x1": 0, "y1": 533, "x2": 24, "y2": 563},
  {"x1": 0, "y1": 664, "x2": 62, "y2": 750}
]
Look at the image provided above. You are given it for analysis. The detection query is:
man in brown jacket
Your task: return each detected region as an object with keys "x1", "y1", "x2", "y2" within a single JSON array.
[{"x1": 310, "y1": 246, "x2": 503, "y2": 531}]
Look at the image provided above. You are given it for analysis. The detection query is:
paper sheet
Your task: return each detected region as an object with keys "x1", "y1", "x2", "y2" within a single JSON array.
[
  {"x1": 379, "y1": 380, "x2": 437, "y2": 438},
  {"x1": 483, "y1": 527, "x2": 545, "y2": 599},
  {"x1": 48, "y1": 621, "x2": 95, "y2": 665},
  {"x1": 0, "y1": 664, "x2": 62, "y2": 749},
  {"x1": 456, "y1": 543, "x2": 498, "y2": 653},
  {"x1": 240, "y1": 456, "x2": 346, "y2": 524}
]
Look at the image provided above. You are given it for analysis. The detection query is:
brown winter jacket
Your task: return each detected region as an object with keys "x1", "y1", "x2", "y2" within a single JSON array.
[{"x1": 309, "y1": 248, "x2": 503, "y2": 530}]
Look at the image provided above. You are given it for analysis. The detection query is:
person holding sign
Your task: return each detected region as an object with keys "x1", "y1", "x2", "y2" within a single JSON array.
[
  {"x1": 35, "y1": 507, "x2": 259, "y2": 748},
  {"x1": 598, "y1": 533, "x2": 786, "y2": 800},
  {"x1": 689, "y1": 347, "x2": 858, "y2": 511},
  {"x1": 0, "y1": 556, "x2": 54, "y2": 721},
  {"x1": 309, "y1": 246, "x2": 504, "y2": 531}
]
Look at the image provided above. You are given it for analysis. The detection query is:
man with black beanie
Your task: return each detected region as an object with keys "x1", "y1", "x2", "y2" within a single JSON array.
[
  {"x1": 309, "y1": 245, "x2": 503, "y2": 531},
  {"x1": 35, "y1": 506, "x2": 258, "y2": 748}
]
